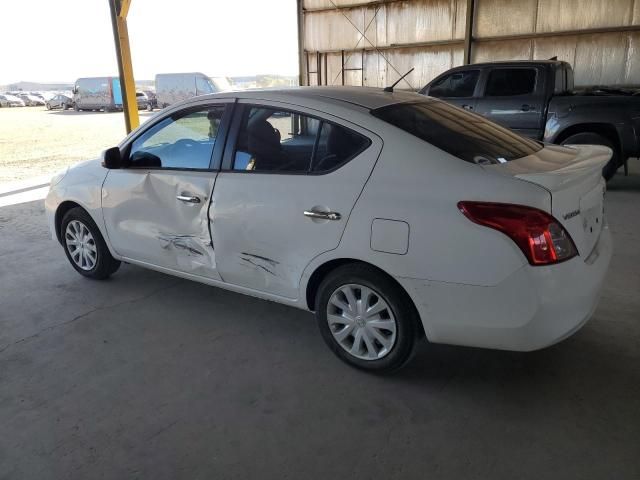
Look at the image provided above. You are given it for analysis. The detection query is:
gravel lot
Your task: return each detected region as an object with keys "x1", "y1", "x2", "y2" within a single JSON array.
[{"x1": 0, "y1": 107, "x2": 153, "y2": 184}]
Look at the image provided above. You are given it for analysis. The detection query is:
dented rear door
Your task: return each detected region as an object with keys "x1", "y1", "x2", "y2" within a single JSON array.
[
  {"x1": 102, "y1": 101, "x2": 233, "y2": 279},
  {"x1": 210, "y1": 100, "x2": 382, "y2": 299}
]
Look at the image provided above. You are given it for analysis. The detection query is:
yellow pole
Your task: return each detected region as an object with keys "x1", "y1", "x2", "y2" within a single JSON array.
[{"x1": 109, "y1": 0, "x2": 139, "y2": 133}]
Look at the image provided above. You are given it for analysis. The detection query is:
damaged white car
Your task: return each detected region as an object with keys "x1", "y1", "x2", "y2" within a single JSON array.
[{"x1": 46, "y1": 87, "x2": 612, "y2": 371}]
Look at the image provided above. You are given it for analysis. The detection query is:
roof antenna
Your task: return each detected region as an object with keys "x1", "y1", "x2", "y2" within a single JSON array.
[
  {"x1": 548, "y1": 56, "x2": 558, "y2": 60},
  {"x1": 384, "y1": 67, "x2": 415, "y2": 93}
]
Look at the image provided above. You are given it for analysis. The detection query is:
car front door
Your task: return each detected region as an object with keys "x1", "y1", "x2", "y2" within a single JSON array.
[
  {"x1": 102, "y1": 101, "x2": 233, "y2": 279},
  {"x1": 210, "y1": 101, "x2": 382, "y2": 299},
  {"x1": 474, "y1": 67, "x2": 546, "y2": 138},
  {"x1": 422, "y1": 68, "x2": 481, "y2": 112}
]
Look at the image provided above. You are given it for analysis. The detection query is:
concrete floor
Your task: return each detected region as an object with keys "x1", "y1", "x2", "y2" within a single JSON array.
[{"x1": 1, "y1": 171, "x2": 639, "y2": 480}]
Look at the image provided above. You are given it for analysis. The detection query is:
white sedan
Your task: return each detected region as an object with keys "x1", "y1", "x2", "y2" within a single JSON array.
[{"x1": 46, "y1": 87, "x2": 612, "y2": 371}]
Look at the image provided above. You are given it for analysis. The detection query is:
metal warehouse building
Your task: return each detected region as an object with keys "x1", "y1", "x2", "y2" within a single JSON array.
[{"x1": 298, "y1": 0, "x2": 640, "y2": 89}]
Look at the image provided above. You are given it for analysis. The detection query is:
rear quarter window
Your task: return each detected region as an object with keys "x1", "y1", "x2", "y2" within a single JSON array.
[{"x1": 371, "y1": 100, "x2": 542, "y2": 164}]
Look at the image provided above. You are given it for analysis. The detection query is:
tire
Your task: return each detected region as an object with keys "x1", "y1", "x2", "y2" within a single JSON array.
[
  {"x1": 46, "y1": 103, "x2": 51, "y2": 110},
  {"x1": 315, "y1": 263, "x2": 419, "y2": 372},
  {"x1": 61, "y1": 207, "x2": 120, "y2": 280},
  {"x1": 74, "y1": 103, "x2": 79, "y2": 112},
  {"x1": 561, "y1": 132, "x2": 620, "y2": 181}
]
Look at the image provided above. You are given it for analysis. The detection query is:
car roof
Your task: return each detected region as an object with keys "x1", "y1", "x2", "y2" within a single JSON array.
[{"x1": 204, "y1": 86, "x2": 425, "y2": 110}]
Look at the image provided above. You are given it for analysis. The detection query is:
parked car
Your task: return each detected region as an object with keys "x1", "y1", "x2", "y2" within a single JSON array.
[
  {"x1": 30, "y1": 92, "x2": 46, "y2": 101},
  {"x1": 46, "y1": 94, "x2": 74, "y2": 110},
  {"x1": 135, "y1": 90, "x2": 154, "y2": 111},
  {"x1": 45, "y1": 87, "x2": 612, "y2": 372},
  {"x1": 17, "y1": 93, "x2": 45, "y2": 106},
  {"x1": 0, "y1": 94, "x2": 25, "y2": 107},
  {"x1": 155, "y1": 72, "x2": 231, "y2": 108},
  {"x1": 420, "y1": 60, "x2": 640, "y2": 180},
  {"x1": 139, "y1": 89, "x2": 157, "y2": 110},
  {"x1": 72, "y1": 77, "x2": 123, "y2": 112}
]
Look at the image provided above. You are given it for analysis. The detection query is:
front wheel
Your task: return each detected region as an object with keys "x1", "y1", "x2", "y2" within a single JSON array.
[
  {"x1": 561, "y1": 132, "x2": 619, "y2": 181},
  {"x1": 315, "y1": 264, "x2": 419, "y2": 372},
  {"x1": 61, "y1": 207, "x2": 120, "y2": 279}
]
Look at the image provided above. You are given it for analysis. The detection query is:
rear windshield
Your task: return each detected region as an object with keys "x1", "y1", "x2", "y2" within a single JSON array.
[{"x1": 371, "y1": 100, "x2": 542, "y2": 164}]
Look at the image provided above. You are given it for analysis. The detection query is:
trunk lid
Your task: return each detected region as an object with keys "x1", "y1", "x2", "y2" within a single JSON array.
[{"x1": 486, "y1": 144, "x2": 610, "y2": 257}]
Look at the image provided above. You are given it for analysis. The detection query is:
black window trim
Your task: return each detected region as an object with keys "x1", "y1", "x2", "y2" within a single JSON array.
[
  {"x1": 481, "y1": 66, "x2": 539, "y2": 98},
  {"x1": 220, "y1": 103, "x2": 372, "y2": 176},
  {"x1": 120, "y1": 101, "x2": 235, "y2": 172}
]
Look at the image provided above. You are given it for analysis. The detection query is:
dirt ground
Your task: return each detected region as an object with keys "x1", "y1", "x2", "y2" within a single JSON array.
[{"x1": 0, "y1": 107, "x2": 154, "y2": 184}]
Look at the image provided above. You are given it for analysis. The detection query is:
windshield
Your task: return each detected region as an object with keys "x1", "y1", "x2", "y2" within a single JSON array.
[{"x1": 371, "y1": 100, "x2": 542, "y2": 164}]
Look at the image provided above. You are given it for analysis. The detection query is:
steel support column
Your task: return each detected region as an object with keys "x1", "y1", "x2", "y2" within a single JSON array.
[
  {"x1": 463, "y1": 0, "x2": 475, "y2": 64},
  {"x1": 109, "y1": 0, "x2": 139, "y2": 133},
  {"x1": 296, "y1": 0, "x2": 306, "y2": 86}
]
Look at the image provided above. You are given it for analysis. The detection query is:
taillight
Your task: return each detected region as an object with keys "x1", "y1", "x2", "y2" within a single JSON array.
[{"x1": 458, "y1": 201, "x2": 578, "y2": 266}]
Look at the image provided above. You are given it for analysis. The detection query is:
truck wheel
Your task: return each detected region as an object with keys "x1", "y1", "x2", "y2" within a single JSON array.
[{"x1": 560, "y1": 132, "x2": 619, "y2": 181}]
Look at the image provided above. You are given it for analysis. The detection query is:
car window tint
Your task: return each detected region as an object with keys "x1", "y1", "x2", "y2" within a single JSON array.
[
  {"x1": 429, "y1": 70, "x2": 479, "y2": 98},
  {"x1": 485, "y1": 68, "x2": 536, "y2": 96},
  {"x1": 233, "y1": 107, "x2": 318, "y2": 172},
  {"x1": 129, "y1": 106, "x2": 225, "y2": 169},
  {"x1": 311, "y1": 122, "x2": 370, "y2": 172},
  {"x1": 372, "y1": 100, "x2": 542, "y2": 164}
]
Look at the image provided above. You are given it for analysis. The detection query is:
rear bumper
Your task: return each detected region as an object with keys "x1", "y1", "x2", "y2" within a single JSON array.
[{"x1": 398, "y1": 226, "x2": 613, "y2": 351}]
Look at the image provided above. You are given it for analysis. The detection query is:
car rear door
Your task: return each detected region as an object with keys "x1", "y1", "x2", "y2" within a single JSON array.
[
  {"x1": 209, "y1": 100, "x2": 382, "y2": 299},
  {"x1": 474, "y1": 66, "x2": 546, "y2": 139}
]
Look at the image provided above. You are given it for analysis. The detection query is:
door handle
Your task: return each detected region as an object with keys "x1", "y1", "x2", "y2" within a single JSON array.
[
  {"x1": 176, "y1": 194, "x2": 201, "y2": 204},
  {"x1": 304, "y1": 210, "x2": 342, "y2": 221},
  {"x1": 462, "y1": 104, "x2": 473, "y2": 110},
  {"x1": 521, "y1": 104, "x2": 533, "y2": 112}
]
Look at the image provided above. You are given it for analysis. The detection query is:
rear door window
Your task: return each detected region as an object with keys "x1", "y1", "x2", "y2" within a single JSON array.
[
  {"x1": 371, "y1": 100, "x2": 542, "y2": 164},
  {"x1": 232, "y1": 106, "x2": 369, "y2": 173},
  {"x1": 428, "y1": 70, "x2": 480, "y2": 98},
  {"x1": 485, "y1": 68, "x2": 537, "y2": 96}
]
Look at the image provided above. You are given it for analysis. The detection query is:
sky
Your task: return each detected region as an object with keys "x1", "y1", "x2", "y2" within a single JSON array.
[{"x1": 0, "y1": 0, "x2": 299, "y2": 84}]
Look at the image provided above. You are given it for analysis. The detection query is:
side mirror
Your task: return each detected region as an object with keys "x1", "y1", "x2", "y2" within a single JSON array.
[{"x1": 102, "y1": 147, "x2": 122, "y2": 169}]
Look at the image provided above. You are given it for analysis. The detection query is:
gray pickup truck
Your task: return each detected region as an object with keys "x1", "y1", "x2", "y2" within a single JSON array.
[{"x1": 420, "y1": 60, "x2": 640, "y2": 180}]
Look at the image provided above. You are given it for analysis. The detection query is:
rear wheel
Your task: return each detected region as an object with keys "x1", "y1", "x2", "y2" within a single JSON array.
[
  {"x1": 61, "y1": 207, "x2": 120, "y2": 279},
  {"x1": 315, "y1": 264, "x2": 418, "y2": 372},
  {"x1": 561, "y1": 132, "x2": 620, "y2": 181}
]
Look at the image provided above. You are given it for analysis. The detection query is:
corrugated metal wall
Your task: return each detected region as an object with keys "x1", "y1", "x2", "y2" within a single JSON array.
[{"x1": 300, "y1": 0, "x2": 640, "y2": 89}]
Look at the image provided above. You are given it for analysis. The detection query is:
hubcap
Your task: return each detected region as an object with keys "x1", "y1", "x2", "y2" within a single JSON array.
[
  {"x1": 65, "y1": 220, "x2": 97, "y2": 271},
  {"x1": 326, "y1": 284, "x2": 397, "y2": 361}
]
